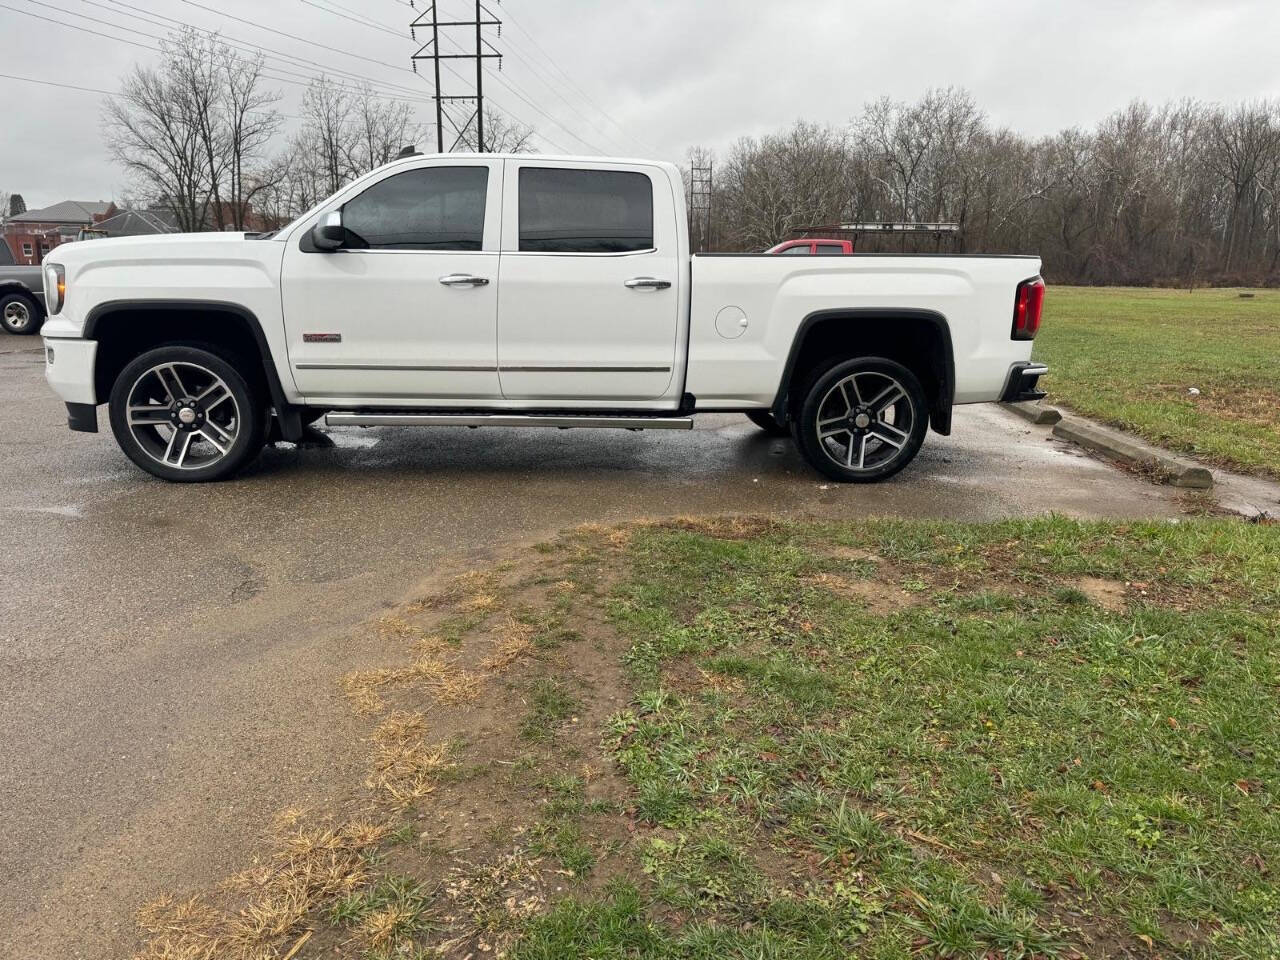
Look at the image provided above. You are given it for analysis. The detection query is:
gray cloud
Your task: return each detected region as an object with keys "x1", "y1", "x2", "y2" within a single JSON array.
[{"x1": 2, "y1": 0, "x2": 1278, "y2": 207}]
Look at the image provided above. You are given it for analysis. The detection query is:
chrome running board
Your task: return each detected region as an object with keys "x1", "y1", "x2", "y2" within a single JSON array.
[{"x1": 325, "y1": 412, "x2": 694, "y2": 430}]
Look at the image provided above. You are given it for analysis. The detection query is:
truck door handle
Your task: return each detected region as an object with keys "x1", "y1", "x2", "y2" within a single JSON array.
[
  {"x1": 439, "y1": 274, "x2": 490, "y2": 287},
  {"x1": 624, "y1": 277, "x2": 671, "y2": 290}
]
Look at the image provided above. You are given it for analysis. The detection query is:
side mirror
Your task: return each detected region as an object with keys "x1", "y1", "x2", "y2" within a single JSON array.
[{"x1": 311, "y1": 210, "x2": 345, "y2": 251}]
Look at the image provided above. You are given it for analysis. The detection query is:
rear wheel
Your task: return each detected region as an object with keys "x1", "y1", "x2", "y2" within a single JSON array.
[
  {"x1": 108, "y1": 344, "x2": 266, "y2": 482},
  {"x1": 0, "y1": 291, "x2": 42, "y2": 335},
  {"x1": 793, "y1": 357, "x2": 928, "y2": 483},
  {"x1": 745, "y1": 410, "x2": 790, "y2": 437}
]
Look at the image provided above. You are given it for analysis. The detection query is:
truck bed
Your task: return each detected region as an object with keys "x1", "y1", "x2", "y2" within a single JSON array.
[{"x1": 685, "y1": 253, "x2": 1041, "y2": 410}]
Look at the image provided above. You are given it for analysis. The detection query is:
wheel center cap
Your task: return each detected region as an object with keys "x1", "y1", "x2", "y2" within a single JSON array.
[
  {"x1": 854, "y1": 412, "x2": 871, "y2": 429},
  {"x1": 177, "y1": 406, "x2": 197, "y2": 425}
]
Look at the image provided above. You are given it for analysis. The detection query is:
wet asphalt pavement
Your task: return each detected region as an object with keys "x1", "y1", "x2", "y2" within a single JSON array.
[{"x1": 0, "y1": 333, "x2": 1187, "y2": 958}]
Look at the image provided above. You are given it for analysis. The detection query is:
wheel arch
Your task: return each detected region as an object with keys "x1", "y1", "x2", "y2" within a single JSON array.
[
  {"x1": 84, "y1": 299, "x2": 302, "y2": 441},
  {"x1": 0, "y1": 282, "x2": 45, "y2": 309},
  {"x1": 770, "y1": 308, "x2": 955, "y2": 435}
]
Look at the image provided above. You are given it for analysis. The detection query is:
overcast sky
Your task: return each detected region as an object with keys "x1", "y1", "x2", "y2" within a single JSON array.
[{"x1": 2, "y1": 0, "x2": 1278, "y2": 209}]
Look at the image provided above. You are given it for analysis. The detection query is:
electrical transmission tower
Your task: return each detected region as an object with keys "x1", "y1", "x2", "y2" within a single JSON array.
[
  {"x1": 689, "y1": 159, "x2": 714, "y2": 253},
  {"x1": 411, "y1": 2, "x2": 503, "y2": 153}
]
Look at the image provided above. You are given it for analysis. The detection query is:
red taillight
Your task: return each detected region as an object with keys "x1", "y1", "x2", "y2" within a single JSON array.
[{"x1": 1012, "y1": 277, "x2": 1045, "y2": 340}]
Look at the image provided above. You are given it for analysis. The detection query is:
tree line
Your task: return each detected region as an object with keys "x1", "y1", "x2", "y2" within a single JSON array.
[
  {"x1": 97, "y1": 35, "x2": 1280, "y2": 286},
  {"x1": 693, "y1": 88, "x2": 1280, "y2": 286},
  {"x1": 103, "y1": 29, "x2": 532, "y2": 233}
]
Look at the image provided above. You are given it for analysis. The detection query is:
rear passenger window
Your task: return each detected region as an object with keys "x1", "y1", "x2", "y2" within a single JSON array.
[
  {"x1": 815, "y1": 244, "x2": 847, "y2": 255},
  {"x1": 518, "y1": 168, "x2": 653, "y2": 253},
  {"x1": 342, "y1": 166, "x2": 488, "y2": 250}
]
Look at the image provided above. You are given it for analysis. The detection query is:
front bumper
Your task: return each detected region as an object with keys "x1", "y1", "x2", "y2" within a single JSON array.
[
  {"x1": 42, "y1": 335, "x2": 98, "y2": 407},
  {"x1": 1000, "y1": 361, "x2": 1048, "y2": 403}
]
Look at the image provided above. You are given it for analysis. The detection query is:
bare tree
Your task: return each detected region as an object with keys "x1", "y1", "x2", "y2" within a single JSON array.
[
  {"x1": 104, "y1": 29, "x2": 282, "y2": 232},
  {"x1": 699, "y1": 89, "x2": 1280, "y2": 285},
  {"x1": 221, "y1": 46, "x2": 283, "y2": 230},
  {"x1": 450, "y1": 108, "x2": 534, "y2": 153},
  {"x1": 105, "y1": 52, "x2": 212, "y2": 231}
]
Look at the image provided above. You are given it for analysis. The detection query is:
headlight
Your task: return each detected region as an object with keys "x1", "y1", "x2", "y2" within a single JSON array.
[{"x1": 43, "y1": 263, "x2": 65, "y2": 315}]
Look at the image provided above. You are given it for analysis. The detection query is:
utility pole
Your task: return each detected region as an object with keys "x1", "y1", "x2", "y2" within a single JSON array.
[
  {"x1": 474, "y1": 0, "x2": 485, "y2": 153},
  {"x1": 689, "y1": 158, "x2": 714, "y2": 253},
  {"x1": 411, "y1": 2, "x2": 502, "y2": 153}
]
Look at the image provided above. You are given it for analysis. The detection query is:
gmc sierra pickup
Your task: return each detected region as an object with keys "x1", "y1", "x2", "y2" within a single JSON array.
[{"x1": 40, "y1": 153, "x2": 1047, "y2": 483}]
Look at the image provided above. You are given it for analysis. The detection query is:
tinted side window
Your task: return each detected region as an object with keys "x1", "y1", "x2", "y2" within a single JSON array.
[
  {"x1": 519, "y1": 168, "x2": 653, "y2": 253},
  {"x1": 342, "y1": 167, "x2": 487, "y2": 250},
  {"x1": 815, "y1": 244, "x2": 847, "y2": 255}
]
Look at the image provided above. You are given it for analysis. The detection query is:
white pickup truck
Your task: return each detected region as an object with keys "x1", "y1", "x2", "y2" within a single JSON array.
[{"x1": 40, "y1": 153, "x2": 1047, "y2": 483}]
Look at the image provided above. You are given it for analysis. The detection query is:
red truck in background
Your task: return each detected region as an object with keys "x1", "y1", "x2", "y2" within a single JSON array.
[{"x1": 765, "y1": 238, "x2": 855, "y2": 255}]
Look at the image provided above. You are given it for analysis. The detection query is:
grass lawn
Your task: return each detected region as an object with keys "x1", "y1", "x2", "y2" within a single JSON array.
[
  {"x1": 1033, "y1": 287, "x2": 1280, "y2": 478},
  {"x1": 134, "y1": 517, "x2": 1280, "y2": 960}
]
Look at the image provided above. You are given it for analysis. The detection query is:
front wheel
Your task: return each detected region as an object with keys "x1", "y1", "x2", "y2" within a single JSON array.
[
  {"x1": 0, "y1": 291, "x2": 43, "y2": 335},
  {"x1": 108, "y1": 344, "x2": 266, "y2": 482},
  {"x1": 793, "y1": 357, "x2": 929, "y2": 483}
]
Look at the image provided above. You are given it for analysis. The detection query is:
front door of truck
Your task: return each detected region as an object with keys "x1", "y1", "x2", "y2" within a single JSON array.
[
  {"x1": 496, "y1": 161, "x2": 680, "y2": 402},
  {"x1": 281, "y1": 158, "x2": 503, "y2": 403}
]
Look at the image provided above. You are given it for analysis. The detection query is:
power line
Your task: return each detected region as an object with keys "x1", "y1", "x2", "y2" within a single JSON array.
[
  {"x1": 100, "y1": 0, "x2": 434, "y2": 102},
  {"x1": 371, "y1": 0, "x2": 636, "y2": 155},
  {"x1": 159, "y1": 0, "x2": 562, "y2": 155},
  {"x1": 7, "y1": 0, "x2": 435, "y2": 107},
  {"x1": 426, "y1": 19, "x2": 610, "y2": 155},
  {"x1": 174, "y1": 0, "x2": 417, "y2": 76},
  {"x1": 0, "y1": 70, "x2": 115, "y2": 96},
  {"x1": 0, "y1": 69, "x2": 426, "y2": 127},
  {"x1": 501, "y1": 4, "x2": 657, "y2": 156},
  {"x1": 297, "y1": 0, "x2": 406, "y2": 40}
]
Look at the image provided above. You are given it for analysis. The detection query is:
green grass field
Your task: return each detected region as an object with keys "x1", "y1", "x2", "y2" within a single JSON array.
[
  {"x1": 513, "y1": 517, "x2": 1280, "y2": 959},
  {"x1": 1032, "y1": 287, "x2": 1280, "y2": 478},
  {"x1": 131, "y1": 517, "x2": 1280, "y2": 960}
]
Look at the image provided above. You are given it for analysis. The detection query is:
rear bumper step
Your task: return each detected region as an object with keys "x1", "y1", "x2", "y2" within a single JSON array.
[
  {"x1": 325, "y1": 412, "x2": 694, "y2": 430},
  {"x1": 1000, "y1": 362, "x2": 1049, "y2": 403}
]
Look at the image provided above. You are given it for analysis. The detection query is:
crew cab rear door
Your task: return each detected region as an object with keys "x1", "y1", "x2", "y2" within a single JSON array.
[
  {"x1": 280, "y1": 158, "x2": 503, "y2": 403},
  {"x1": 496, "y1": 160, "x2": 680, "y2": 401}
]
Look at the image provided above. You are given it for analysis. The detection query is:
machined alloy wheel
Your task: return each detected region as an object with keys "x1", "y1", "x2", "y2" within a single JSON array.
[
  {"x1": 794, "y1": 357, "x2": 929, "y2": 483},
  {"x1": 109, "y1": 345, "x2": 266, "y2": 482},
  {"x1": 0, "y1": 293, "x2": 40, "y2": 335}
]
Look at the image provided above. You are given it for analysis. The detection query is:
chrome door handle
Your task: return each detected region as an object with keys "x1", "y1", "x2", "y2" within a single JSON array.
[
  {"x1": 439, "y1": 274, "x2": 490, "y2": 287},
  {"x1": 624, "y1": 277, "x2": 671, "y2": 290}
]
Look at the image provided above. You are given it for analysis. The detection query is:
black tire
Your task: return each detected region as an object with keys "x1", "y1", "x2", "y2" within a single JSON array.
[
  {"x1": 108, "y1": 344, "x2": 267, "y2": 483},
  {"x1": 0, "y1": 291, "x2": 43, "y2": 335},
  {"x1": 745, "y1": 410, "x2": 791, "y2": 437},
  {"x1": 793, "y1": 356, "x2": 929, "y2": 483}
]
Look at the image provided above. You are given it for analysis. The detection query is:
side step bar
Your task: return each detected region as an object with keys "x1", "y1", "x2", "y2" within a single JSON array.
[{"x1": 325, "y1": 412, "x2": 694, "y2": 430}]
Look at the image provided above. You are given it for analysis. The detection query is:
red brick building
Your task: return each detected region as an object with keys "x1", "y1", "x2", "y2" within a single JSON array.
[{"x1": 3, "y1": 200, "x2": 116, "y2": 264}]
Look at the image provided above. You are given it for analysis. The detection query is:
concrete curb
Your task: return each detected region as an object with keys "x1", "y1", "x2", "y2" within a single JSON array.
[
  {"x1": 1004, "y1": 401, "x2": 1063, "y2": 425},
  {"x1": 1051, "y1": 417, "x2": 1214, "y2": 489}
]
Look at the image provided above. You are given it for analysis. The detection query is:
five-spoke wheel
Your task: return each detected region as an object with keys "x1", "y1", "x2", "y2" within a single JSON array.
[
  {"x1": 108, "y1": 345, "x2": 266, "y2": 482},
  {"x1": 794, "y1": 357, "x2": 928, "y2": 482}
]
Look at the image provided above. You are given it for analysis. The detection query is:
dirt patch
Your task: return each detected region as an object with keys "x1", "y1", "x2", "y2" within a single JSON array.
[
  {"x1": 131, "y1": 531, "x2": 636, "y2": 960},
  {"x1": 657, "y1": 514, "x2": 783, "y2": 540},
  {"x1": 1074, "y1": 576, "x2": 1127, "y2": 612},
  {"x1": 822, "y1": 545, "x2": 885, "y2": 564},
  {"x1": 801, "y1": 572, "x2": 923, "y2": 615}
]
